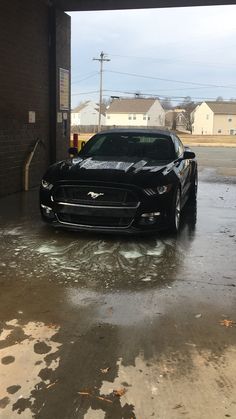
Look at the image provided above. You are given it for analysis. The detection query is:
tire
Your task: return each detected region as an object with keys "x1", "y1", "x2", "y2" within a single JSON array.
[
  {"x1": 189, "y1": 170, "x2": 198, "y2": 202},
  {"x1": 169, "y1": 187, "x2": 181, "y2": 233}
]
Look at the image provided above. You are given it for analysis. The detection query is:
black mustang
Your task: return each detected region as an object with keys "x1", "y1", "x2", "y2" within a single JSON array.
[{"x1": 40, "y1": 129, "x2": 198, "y2": 233}]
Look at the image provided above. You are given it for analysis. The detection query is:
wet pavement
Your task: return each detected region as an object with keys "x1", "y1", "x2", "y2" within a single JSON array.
[{"x1": 0, "y1": 147, "x2": 236, "y2": 419}]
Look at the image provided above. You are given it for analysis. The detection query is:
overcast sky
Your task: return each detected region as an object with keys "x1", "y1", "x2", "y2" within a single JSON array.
[{"x1": 68, "y1": 5, "x2": 236, "y2": 108}]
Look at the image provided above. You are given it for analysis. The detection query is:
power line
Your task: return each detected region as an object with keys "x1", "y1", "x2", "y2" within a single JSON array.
[
  {"x1": 140, "y1": 86, "x2": 224, "y2": 92},
  {"x1": 108, "y1": 53, "x2": 234, "y2": 70},
  {"x1": 72, "y1": 90, "x2": 100, "y2": 96},
  {"x1": 105, "y1": 69, "x2": 236, "y2": 89},
  {"x1": 102, "y1": 89, "x2": 227, "y2": 101},
  {"x1": 102, "y1": 93, "x2": 235, "y2": 103},
  {"x1": 71, "y1": 88, "x2": 235, "y2": 103},
  {"x1": 71, "y1": 72, "x2": 99, "y2": 84}
]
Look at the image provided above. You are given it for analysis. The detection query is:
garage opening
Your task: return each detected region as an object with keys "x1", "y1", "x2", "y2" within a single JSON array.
[{"x1": 69, "y1": 5, "x2": 236, "y2": 148}]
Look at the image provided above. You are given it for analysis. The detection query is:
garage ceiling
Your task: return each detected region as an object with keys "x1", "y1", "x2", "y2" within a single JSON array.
[{"x1": 55, "y1": 0, "x2": 236, "y2": 11}]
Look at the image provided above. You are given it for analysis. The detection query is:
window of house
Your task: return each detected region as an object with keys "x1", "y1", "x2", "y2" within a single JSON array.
[
  {"x1": 148, "y1": 117, "x2": 150, "y2": 121},
  {"x1": 107, "y1": 115, "x2": 110, "y2": 119},
  {"x1": 143, "y1": 116, "x2": 146, "y2": 120},
  {"x1": 218, "y1": 129, "x2": 222, "y2": 133},
  {"x1": 128, "y1": 115, "x2": 132, "y2": 120},
  {"x1": 206, "y1": 114, "x2": 209, "y2": 120},
  {"x1": 133, "y1": 115, "x2": 136, "y2": 120},
  {"x1": 228, "y1": 117, "x2": 232, "y2": 122}
]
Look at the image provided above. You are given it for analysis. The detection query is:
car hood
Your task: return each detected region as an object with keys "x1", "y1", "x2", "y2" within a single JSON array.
[{"x1": 45, "y1": 156, "x2": 175, "y2": 187}]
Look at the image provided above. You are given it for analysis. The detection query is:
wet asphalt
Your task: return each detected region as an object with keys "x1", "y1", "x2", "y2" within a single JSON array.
[{"x1": 0, "y1": 147, "x2": 236, "y2": 419}]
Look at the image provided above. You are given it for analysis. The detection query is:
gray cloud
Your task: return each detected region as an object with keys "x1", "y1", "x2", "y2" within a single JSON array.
[{"x1": 69, "y1": 5, "x2": 236, "y2": 107}]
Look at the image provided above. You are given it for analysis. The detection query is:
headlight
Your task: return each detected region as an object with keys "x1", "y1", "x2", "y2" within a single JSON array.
[
  {"x1": 156, "y1": 185, "x2": 169, "y2": 195},
  {"x1": 144, "y1": 184, "x2": 172, "y2": 196},
  {"x1": 41, "y1": 179, "x2": 53, "y2": 190}
]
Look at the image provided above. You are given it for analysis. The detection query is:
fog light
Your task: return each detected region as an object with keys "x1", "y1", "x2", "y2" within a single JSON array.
[
  {"x1": 41, "y1": 204, "x2": 54, "y2": 219},
  {"x1": 41, "y1": 180, "x2": 53, "y2": 190},
  {"x1": 140, "y1": 212, "x2": 160, "y2": 225},
  {"x1": 141, "y1": 212, "x2": 160, "y2": 219}
]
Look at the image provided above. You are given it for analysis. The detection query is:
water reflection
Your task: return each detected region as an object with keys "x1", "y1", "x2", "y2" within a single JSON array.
[
  {"x1": 1, "y1": 184, "x2": 236, "y2": 418},
  {"x1": 0, "y1": 199, "x2": 197, "y2": 292}
]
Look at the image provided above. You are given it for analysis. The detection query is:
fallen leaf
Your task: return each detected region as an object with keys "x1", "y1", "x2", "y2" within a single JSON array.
[
  {"x1": 220, "y1": 319, "x2": 236, "y2": 328},
  {"x1": 113, "y1": 388, "x2": 127, "y2": 397},
  {"x1": 195, "y1": 313, "x2": 202, "y2": 319},
  {"x1": 100, "y1": 367, "x2": 110, "y2": 374},
  {"x1": 96, "y1": 396, "x2": 113, "y2": 404},
  {"x1": 173, "y1": 403, "x2": 184, "y2": 409},
  {"x1": 185, "y1": 342, "x2": 197, "y2": 347},
  {"x1": 46, "y1": 380, "x2": 58, "y2": 389},
  {"x1": 78, "y1": 391, "x2": 113, "y2": 404},
  {"x1": 47, "y1": 323, "x2": 58, "y2": 329},
  {"x1": 162, "y1": 366, "x2": 175, "y2": 374}
]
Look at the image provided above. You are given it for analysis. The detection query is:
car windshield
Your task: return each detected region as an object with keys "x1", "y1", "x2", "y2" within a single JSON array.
[{"x1": 79, "y1": 133, "x2": 175, "y2": 161}]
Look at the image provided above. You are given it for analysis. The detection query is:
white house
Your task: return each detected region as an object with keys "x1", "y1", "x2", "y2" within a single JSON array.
[
  {"x1": 192, "y1": 101, "x2": 236, "y2": 135},
  {"x1": 165, "y1": 109, "x2": 189, "y2": 131},
  {"x1": 105, "y1": 98, "x2": 165, "y2": 127},
  {"x1": 71, "y1": 101, "x2": 106, "y2": 126}
]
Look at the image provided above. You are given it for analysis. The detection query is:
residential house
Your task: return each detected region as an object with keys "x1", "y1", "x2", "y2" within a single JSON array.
[
  {"x1": 165, "y1": 109, "x2": 188, "y2": 132},
  {"x1": 192, "y1": 101, "x2": 236, "y2": 135},
  {"x1": 71, "y1": 101, "x2": 106, "y2": 126},
  {"x1": 105, "y1": 98, "x2": 165, "y2": 127}
]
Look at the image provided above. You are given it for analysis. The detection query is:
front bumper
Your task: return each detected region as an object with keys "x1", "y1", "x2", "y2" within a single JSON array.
[{"x1": 40, "y1": 183, "x2": 173, "y2": 234}]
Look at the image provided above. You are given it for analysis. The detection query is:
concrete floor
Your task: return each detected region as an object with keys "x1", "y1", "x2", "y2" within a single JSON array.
[{"x1": 0, "y1": 147, "x2": 236, "y2": 419}]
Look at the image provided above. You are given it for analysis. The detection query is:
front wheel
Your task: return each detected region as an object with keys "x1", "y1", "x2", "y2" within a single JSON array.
[
  {"x1": 169, "y1": 187, "x2": 181, "y2": 233},
  {"x1": 189, "y1": 170, "x2": 198, "y2": 202}
]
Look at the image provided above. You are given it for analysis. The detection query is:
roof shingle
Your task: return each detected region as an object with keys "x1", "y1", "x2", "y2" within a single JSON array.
[
  {"x1": 206, "y1": 101, "x2": 236, "y2": 115},
  {"x1": 106, "y1": 98, "x2": 157, "y2": 114}
]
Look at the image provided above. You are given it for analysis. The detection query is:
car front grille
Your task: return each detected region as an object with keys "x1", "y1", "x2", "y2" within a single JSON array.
[
  {"x1": 53, "y1": 185, "x2": 138, "y2": 207},
  {"x1": 53, "y1": 184, "x2": 139, "y2": 229}
]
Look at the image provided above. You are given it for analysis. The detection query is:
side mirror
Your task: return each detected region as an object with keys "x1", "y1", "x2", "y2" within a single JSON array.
[
  {"x1": 183, "y1": 150, "x2": 195, "y2": 159},
  {"x1": 68, "y1": 147, "x2": 78, "y2": 157}
]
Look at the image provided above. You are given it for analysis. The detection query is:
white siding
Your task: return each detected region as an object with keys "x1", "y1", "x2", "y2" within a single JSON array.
[
  {"x1": 71, "y1": 101, "x2": 105, "y2": 126},
  {"x1": 213, "y1": 114, "x2": 236, "y2": 135},
  {"x1": 71, "y1": 112, "x2": 80, "y2": 126},
  {"x1": 192, "y1": 103, "x2": 214, "y2": 135},
  {"x1": 147, "y1": 101, "x2": 165, "y2": 127},
  {"x1": 105, "y1": 100, "x2": 164, "y2": 127},
  {"x1": 105, "y1": 113, "x2": 148, "y2": 126}
]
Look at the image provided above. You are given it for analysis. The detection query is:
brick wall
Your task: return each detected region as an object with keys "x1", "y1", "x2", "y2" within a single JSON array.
[
  {"x1": 0, "y1": 0, "x2": 71, "y2": 197},
  {"x1": 0, "y1": 0, "x2": 50, "y2": 196}
]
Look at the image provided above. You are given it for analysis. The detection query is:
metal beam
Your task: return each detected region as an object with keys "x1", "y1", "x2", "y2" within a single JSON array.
[
  {"x1": 49, "y1": 5, "x2": 57, "y2": 164},
  {"x1": 55, "y1": 0, "x2": 236, "y2": 11}
]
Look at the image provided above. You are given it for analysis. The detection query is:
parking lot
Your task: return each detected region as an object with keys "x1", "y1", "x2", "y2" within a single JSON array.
[{"x1": 0, "y1": 147, "x2": 236, "y2": 419}]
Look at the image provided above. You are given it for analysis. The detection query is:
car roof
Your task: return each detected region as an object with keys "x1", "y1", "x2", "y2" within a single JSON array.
[{"x1": 98, "y1": 128, "x2": 173, "y2": 136}]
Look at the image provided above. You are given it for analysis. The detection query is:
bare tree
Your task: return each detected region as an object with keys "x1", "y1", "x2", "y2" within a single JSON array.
[
  {"x1": 178, "y1": 96, "x2": 196, "y2": 132},
  {"x1": 161, "y1": 98, "x2": 172, "y2": 110}
]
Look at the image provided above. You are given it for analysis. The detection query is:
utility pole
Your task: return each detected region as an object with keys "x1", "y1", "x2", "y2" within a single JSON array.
[{"x1": 93, "y1": 51, "x2": 110, "y2": 131}]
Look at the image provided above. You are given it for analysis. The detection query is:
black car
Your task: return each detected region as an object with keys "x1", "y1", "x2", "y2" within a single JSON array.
[{"x1": 40, "y1": 129, "x2": 197, "y2": 233}]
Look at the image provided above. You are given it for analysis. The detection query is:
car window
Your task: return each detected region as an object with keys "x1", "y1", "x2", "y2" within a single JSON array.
[
  {"x1": 79, "y1": 133, "x2": 176, "y2": 161},
  {"x1": 173, "y1": 135, "x2": 185, "y2": 157}
]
